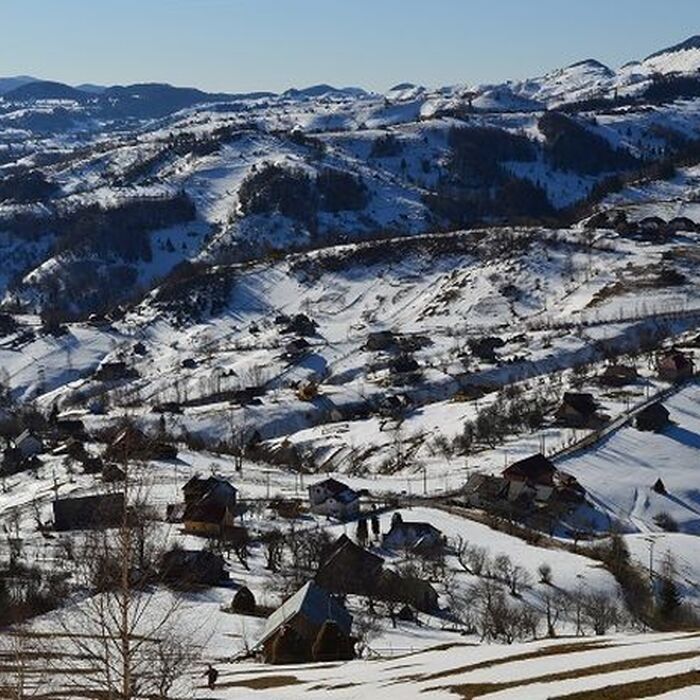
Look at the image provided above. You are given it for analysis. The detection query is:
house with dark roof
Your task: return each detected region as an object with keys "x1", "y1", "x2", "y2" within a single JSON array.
[
  {"x1": 160, "y1": 549, "x2": 227, "y2": 587},
  {"x1": 600, "y1": 364, "x2": 638, "y2": 387},
  {"x1": 315, "y1": 535, "x2": 384, "y2": 596},
  {"x1": 183, "y1": 475, "x2": 237, "y2": 507},
  {"x1": 503, "y1": 453, "x2": 585, "y2": 505},
  {"x1": 555, "y1": 392, "x2": 601, "y2": 428},
  {"x1": 308, "y1": 478, "x2": 359, "y2": 520},
  {"x1": 377, "y1": 569, "x2": 439, "y2": 612},
  {"x1": 105, "y1": 424, "x2": 178, "y2": 461},
  {"x1": 383, "y1": 514, "x2": 442, "y2": 551},
  {"x1": 258, "y1": 581, "x2": 352, "y2": 662},
  {"x1": 503, "y1": 453, "x2": 556, "y2": 486},
  {"x1": 461, "y1": 473, "x2": 509, "y2": 508},
  {"x1": 657, "y1": 350, "x2": 694, "y2": 383},
  {"x1": 53, "y1": 493, "x2": 125, "y2": 531},
  {"x1": 635, "y1": 402, "x2": 670, "y2": 432},
  {"x1": 181, "y1": 476, "x2": 239, "y2": 537}
]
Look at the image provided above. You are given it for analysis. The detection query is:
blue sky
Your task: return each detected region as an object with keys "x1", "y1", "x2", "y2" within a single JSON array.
[{"x1": 3, "y1": 0, "x2": 700, "y2": 93}]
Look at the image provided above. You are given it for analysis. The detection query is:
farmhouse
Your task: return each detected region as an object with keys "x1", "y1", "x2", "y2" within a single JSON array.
[
  {"x1": 53, "y1": 493, "x2": 125, "y2": 531},
  {"x1": 503, "y1": 454, "x2": 585, "y2": 505},
  {"x1": 258, "y1": 581, "x2": 352, "y2": 663},
  {"x1": 555, "y1": 392, "x2": 600, "y2": 428},
  {"x1": 504, "y1": 453, "x2": 556, "y2": 486},
  {"x1": 308, "y1": 478, "x2": 359, "y2": 520}
]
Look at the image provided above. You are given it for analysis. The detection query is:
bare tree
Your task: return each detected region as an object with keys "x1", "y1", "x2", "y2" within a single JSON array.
[
  {"x1": 0, "y1": 623, "x2": 50, "y2": 699},
  {"x1": 52, "y1": 458, "x2": 203, "y2": 699},
  {"x1": 541, "y1": 588, "x2": 569, "y2": 638},
  {"x1": 581, "y1": 591, "x2": 620, "y2": 635}
]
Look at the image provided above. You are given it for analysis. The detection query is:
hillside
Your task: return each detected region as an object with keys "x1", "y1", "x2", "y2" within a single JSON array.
[{"x1": 1, "y1": 33, "x2": 700, "y2": 700}]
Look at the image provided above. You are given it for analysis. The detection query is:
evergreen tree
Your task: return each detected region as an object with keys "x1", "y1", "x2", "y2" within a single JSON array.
[
  {"x1": 657, "y1": 553, "x2": 682, "y2": 625},
  {"x1": 356, "y1": 518, "x2": 368, "y2": 547}
]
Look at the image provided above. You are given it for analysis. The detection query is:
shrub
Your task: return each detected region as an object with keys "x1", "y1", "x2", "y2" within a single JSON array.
[
  {"x1": 653, "y1": 512, "x2": 679, "y2": 532},
  {"x1": 238, "y1": 163, "x2": 317, "y2": 225}
]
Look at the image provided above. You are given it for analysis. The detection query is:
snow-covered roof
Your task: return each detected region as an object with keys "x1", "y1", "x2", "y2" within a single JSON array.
[{"x1": 258, "y1": 581, "x2": 352, "y2": 646}]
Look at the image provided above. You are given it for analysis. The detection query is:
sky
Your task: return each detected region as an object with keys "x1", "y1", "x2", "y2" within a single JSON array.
[{"x1": 2, "y1": 0, "x2": 700, "y2": 93}]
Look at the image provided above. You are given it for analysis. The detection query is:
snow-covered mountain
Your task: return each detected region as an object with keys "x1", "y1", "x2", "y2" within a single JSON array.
[
  {"x1": 0, "y1": 35, "x2": 699, "y2": 320},
  {"x1": 2, "y1": 36, "x2": 700, "y2": 695}
]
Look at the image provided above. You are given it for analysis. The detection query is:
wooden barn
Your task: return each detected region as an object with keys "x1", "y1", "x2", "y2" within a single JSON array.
[
  {"x1": 315, "y1": 535, "x2": 384, "y2": 596},
  {"x1": 258, "y1": 581, "x2": 352, "y2": 663}
]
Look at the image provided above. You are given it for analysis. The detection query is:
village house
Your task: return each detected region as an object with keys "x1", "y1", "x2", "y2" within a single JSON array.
[
  {"x1": 383, "y1": 513, "x2": 443, "y2": 551},
  {"x1": 461, "y1": 473, "x2": 509, "y2": 508},
  {"x1": 555, "y1": 392, "x2": 601, "y2": 428},
  {"x1": 378, "y1": 569, "x2": 439, "y2": 613},
  {"x1": 308, "y1": 478, "x2": 360, "y2": 520},
  {"x1": 503, "y1": 453, "x2": 585, "y2": 505},
  {"x1": 105, "y1": 424, "x2": 178, "y2": 461},
  {"x1": 181, "y1": 475, "x2": 240, "y2": 537},
  {"x1": 635, "y1": 402, "x2": 671, "y2": 432},
  {"x1": 258, "y1": 581, "x2": 353, "y2": 663},
  {"x1": 53, "y1": 493, "x2": 125, "y2": 531},
  {"x1": 599, "y1": 364, "x2": 638, "y2": 387},
  {"x1": 504, "y1": 453, "x2": 556, "y2": 487},
  {"x1": 160, "y1": 549, "x2": 227, "y2": 587},
  {"x1": 657, "y1": 350, "x2": 695, "y2": 383},
  {"x1": 315, "y1": 535, "x2": 384, "y2": 596}
]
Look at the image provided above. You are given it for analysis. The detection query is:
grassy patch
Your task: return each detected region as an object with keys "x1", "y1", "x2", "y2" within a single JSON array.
[
  {"x1": 551, "y1": 669, "x2": 700, "y2": 699},
  {"x1": 439, "y1": 649, "x2": 700, "y2": 699},
  {"x1": 422, "y1": 639, "x2": 608, "y2": 682},
  {"x1": 219, "y1": 674, "x2": 303, "y2": 690}
]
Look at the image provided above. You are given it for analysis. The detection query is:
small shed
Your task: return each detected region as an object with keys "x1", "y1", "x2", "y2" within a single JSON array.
[
  {"x1": 231, "y1": 586, "x2": 257, "y2": 614},
  {"x1": 653, "y1": 478, "x2": 668, "y2": 496},
  {"x1": 555, "y1": 393, "x2": 599, "y2": 428},
  {"x1": 635, "y1": 402, "x2": 670, "y2": 432}
]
